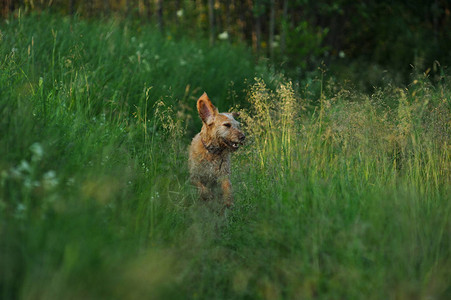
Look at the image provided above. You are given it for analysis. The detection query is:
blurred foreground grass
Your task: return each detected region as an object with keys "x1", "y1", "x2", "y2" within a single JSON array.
[{"x1": 1, "y1": 13, "x2": 450, "y2": 299}]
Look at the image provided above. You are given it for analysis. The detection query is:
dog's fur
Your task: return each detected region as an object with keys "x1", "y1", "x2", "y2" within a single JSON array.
[{"x1": 188, "y1": 93, "x2": 245, "y2": 207}]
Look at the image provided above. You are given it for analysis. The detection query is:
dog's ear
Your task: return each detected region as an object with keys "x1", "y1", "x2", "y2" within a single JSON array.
[
  {"x1": 197, "y1": 92, "x2": 218, "y2": 125},
  {"x1": 232, "y1": 112, "x2": 240, "y2": 119}
]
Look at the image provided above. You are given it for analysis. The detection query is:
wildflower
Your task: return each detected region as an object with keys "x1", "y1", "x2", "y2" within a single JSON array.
[
  {"x1": 10, "y1": 167, "x2": 22, "y2": 179},
  {"x1": 176, "y1": 9, "x2": 184, "y2": 17},
  {"x1": 67, "y1": 177, "x2": 75, "y2": 186},
  {"x1": 218, "y1": 31, "x2": 229, "y2": 40},
  {"x1": 24, "y1": 178, "x2": 40, "y2": 189},
  {"x1": 339, "y1": 50, "x2": 346, "y2": 58},
  {"x1": 43, "y1": 170, "x2": 59, "y2": 190},
  {"x1": 30, "y1": 142, "x2": 43, "y2": 161},
  {"x1": 18, "y1": 160, "x2": 31, "y2": 173},
  {"x1": 17, "y1": 203, "x2": 26, "y2": 212},
  {"x1": 64, "y1": 59, "x2": 72, "y2": 68}
]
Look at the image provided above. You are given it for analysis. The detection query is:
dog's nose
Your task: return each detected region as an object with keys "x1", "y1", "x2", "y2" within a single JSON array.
[{"x1": 239, "y1": 133, "x2": 246, "y2": 142}]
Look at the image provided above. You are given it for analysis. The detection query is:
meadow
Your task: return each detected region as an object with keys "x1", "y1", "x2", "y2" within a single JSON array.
[{"x1": 1, "y1": 14, "x2": 450, "y2": 299}]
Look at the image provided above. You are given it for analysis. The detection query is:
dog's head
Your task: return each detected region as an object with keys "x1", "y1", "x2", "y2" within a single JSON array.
[{"x1": 197, "y1": 92, "x2": 245, "y2": 152}]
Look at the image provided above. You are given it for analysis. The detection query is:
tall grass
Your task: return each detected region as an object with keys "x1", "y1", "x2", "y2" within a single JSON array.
[
  {"x1": 1, "y1": 13, "x2": 450, "y2": 300},
  {"x1": 234, "y1": 78, "x2": 450, "y2": 299}
]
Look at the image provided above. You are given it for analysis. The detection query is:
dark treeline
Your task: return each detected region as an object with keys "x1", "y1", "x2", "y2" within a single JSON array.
[{"x1": 2, "y1": 0, "x2": 451, "y2": 82}]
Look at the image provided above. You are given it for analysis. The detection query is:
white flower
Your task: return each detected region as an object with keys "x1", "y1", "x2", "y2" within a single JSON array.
[
  {"x1": 10, "y1": 167, "x2": 22, "y2": 179},
  {"x1": 43, "y1": 170, "x2": 59, "y2": 190},
  {"x1": 18, "y1": 160, "x2": 31, "y2": 173},
  {"x1": 338, "y1": 50, "x2": 346, "y2": 58},
  {"x1": 24, "y1": 179, "x2": 40, "y2": 189},
  {"x1": 17, "y1": 203, "x2": 26, "y2": 212},
  {"x1": 218, "y1": 31, "x2": 229, "y2": 40},
  {"x1": 30, "y1": 143, "x2": 43, "y2": 161},
  {"x1": 176, "y1": 9, "x2": 184, "y2": 17}
]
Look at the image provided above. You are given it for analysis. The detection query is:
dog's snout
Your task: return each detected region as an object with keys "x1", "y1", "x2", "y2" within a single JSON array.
[{"x1": 239, "y1": 133, "x2": 246, "y2": 142}]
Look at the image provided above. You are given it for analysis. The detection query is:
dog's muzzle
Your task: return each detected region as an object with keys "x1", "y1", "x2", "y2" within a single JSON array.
[{"x1": 225, "y1": 133, "x2": 245, "y2": 150}]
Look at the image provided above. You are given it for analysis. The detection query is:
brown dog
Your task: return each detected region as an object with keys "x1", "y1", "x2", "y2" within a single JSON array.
[{"x1": 188, "y1": 93, "x2": 245, "y2": 207}]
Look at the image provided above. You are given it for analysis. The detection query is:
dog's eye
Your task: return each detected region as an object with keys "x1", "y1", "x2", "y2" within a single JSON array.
[{"x1": 223, "y1": 123, "x2": 231, "y2": 128}]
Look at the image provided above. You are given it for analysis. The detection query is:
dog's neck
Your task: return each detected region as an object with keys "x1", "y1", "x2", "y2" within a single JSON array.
[{"x1": 201, "y1": 136, "x2": 225, "y2": 155}]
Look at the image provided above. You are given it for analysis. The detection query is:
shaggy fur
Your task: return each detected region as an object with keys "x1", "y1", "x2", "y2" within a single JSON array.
[{"x1": 188, "y1": 93, "x2": 245, "y2": 207}]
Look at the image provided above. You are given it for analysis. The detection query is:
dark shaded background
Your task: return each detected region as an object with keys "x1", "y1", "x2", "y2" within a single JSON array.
[{"x1": 2, "y1": 0, "x2": 450, "y2": 87}]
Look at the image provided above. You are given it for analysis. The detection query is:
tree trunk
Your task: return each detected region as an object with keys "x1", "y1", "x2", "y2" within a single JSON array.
[
  {"x1": 87, "y1": 0, "x2": 93, "y2": 17},
  {"x1": 175, "y1": 0, "x2": 180, "y2": 27},
  {"x1": 146, "y1": 0, "x2": 153, "y2": 20},
  {"x1": 103, "y1": 0, "x2": 110, "y2": 17},
  {"x1": 208, "y1": 0, "x2": 215, "y2": 45},
  {"x1": 253, "y1": 0, "x2": 262, "y2": 55},
  {"x1": 69, "y1": 0, "x2": 75, "y2": 15},
  {"x1": 1, "y1": 0, "x2": 10, "y2": 17},
  {"x1": 433, "y1": 0, "x2": 439, "y2": 45},
  {"x1": 238, "y1": 0, "x2": 246, "y2": 42},
  {"x1": 126, "y1": 0, "x2": 131, "y2": 17},
  {"x1": 157, "y1": 0, "x2": 164, "y2": 33},
  {"x1": 225, "y1": 0, "x2": 230, "y2": 34},
  {"x1": 255, "y1": 14, "x2": 261, "y2": 54},
  {"x1": 281, "y1": 0, "x2": 288, "y2": 55},
  {"x1": 269, "y1": 0, "x2": 275, "y2": 58}
]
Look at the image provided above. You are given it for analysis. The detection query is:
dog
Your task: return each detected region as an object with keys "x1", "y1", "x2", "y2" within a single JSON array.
[{"x1": 188, "y1": 92, "x2": 245, "y2": 207}]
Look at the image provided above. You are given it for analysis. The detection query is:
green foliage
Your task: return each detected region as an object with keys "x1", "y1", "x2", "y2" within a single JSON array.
[
  {"x1": 0, "y1": 12, "x2": 263, "y2": 125},
  {"x1": 281, "y1": 20, "x2": 329, "y2": 76},
  {"x1": 4, "y1": 0, "x2": 451, "y2": 85},
  {"x1": 1, "y1": 13, "x2": 450, "y2": 300}
]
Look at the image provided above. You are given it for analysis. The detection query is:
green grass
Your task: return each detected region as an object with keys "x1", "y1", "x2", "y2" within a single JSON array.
[{"x1": 1, "y1": 13, "x2": 450, "y2": 300}]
